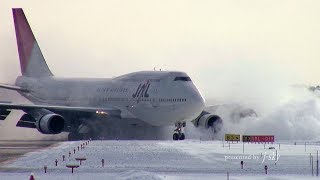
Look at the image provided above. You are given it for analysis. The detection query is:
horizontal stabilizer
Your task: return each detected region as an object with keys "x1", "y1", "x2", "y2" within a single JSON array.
[{"x1": 0, "y1": 84, "x2": 29, "y2": 92}]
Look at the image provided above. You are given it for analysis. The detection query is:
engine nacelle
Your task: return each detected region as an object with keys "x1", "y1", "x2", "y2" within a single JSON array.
[
  {"x1": 196, "y1": 114, "x2": 222, "y2": 128},
  {"x1": 35, "y1": 114, "x2": 65, "y2": 134},
  {"x1": 198, "y1": 114, "x2": 221, "y2": 128},
  {"x1": 192, "y1": 112, "x2": 223, "y2": 133}
]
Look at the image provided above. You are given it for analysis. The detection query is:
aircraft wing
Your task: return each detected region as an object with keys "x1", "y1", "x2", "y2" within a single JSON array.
[
  {"x1": 0, "y1": 83, "x2": 29, "y2": 92},
  {"x1": 0, "y1": 103, "x2": 121, "y2": 117}
]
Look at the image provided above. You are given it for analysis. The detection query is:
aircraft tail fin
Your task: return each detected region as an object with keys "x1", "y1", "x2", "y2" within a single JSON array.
[{"x1": 12, "y1": 8, "x2": 53, "y2": 77}]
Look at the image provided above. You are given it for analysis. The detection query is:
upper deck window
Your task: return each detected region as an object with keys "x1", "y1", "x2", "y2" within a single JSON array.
[{"x1": 174, "y1": 76, "x2": 191, "y2": 81}]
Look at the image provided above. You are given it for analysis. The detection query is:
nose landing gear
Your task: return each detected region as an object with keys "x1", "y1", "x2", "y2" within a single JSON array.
[{"x1": 173, "y1": 122, "x2": 186, "y2": 140}]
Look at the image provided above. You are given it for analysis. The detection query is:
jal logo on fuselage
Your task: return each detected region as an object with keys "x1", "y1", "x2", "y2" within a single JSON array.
[{"x1": 132, "y1": 81, "x2": 151, "y2": 98}]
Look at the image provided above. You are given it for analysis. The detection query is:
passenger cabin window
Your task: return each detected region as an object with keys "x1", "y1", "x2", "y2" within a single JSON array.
[{"x1": 174, "y1": 77, "x2": 191, "y2": 81}]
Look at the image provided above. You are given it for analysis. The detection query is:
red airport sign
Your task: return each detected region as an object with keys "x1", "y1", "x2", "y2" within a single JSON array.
[{"x1": 242, "y1": 135, "x2": 274, "y2": 143}]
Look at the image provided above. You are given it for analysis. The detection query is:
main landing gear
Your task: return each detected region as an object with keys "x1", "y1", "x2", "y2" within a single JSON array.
[{"x1": 173, "y1": 122, "x2": 186, "y2": 141}]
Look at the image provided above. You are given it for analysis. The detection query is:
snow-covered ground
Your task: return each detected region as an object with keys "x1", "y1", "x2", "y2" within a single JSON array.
[{"x1": 1, "y1": 140, "x2": 320, "y2": 179}]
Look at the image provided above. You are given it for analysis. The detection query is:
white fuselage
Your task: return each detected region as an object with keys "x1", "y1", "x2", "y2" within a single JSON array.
[{"x1": 16, "y1": 71, "x2": 205, "y2": 126}]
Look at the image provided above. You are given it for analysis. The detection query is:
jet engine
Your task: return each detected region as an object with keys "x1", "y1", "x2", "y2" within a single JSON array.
[
  {"x1": 35, "y1": 114, "x2": 65, "y2": 134},
  {"x1": 192, "y1": 112, "x2": 223, "y2": 133}
]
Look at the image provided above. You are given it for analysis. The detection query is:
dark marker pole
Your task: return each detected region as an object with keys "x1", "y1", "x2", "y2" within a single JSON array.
[{"x1": 317, "y1": 151, "x2": 319, "y2": 176}]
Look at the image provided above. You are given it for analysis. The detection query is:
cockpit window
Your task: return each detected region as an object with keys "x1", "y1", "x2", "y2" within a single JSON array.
[{"x1": 174, "y1": 76, "x2": 191, "y2": 81}]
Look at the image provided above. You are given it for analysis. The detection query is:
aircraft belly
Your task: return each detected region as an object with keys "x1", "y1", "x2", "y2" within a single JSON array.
[{"x1": 130, "y1": 105, "x2": 181, "y2": 126}]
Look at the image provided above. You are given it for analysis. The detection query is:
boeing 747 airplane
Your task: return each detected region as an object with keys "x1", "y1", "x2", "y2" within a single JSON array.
[{"x1": 0, "y1": 8, "x2": 223, "y2": 140}]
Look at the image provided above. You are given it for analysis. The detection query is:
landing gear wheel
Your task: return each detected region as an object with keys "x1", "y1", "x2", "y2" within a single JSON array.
[
  {"x1": 182, "y1": 122, "x2": 186, "y2": 127},
  {"x1": 179, "y1": 133, "x2": 185, "y2": 140},
  {"x1": 173, "y1": 121, "x2": 186, "y2": 141},
  {"x1": 173, "y1": 133, "x2": 179, "y2": 140}
]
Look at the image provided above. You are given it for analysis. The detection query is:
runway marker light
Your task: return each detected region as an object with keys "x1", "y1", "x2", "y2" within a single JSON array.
[
  {"x1": 75, "y1": 157, "x2": 87, "y2": 165},
  {"x1": 264, "y1": 165, "x2": 268, "y2": 174},
  {"x1": 66, "y1": 163, "x2": 80, "y2": 173}
]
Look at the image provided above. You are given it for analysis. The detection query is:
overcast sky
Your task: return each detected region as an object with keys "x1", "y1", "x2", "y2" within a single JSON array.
[{"x1": 1, "y1": 0, "x2": 320, "y2": 101}]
